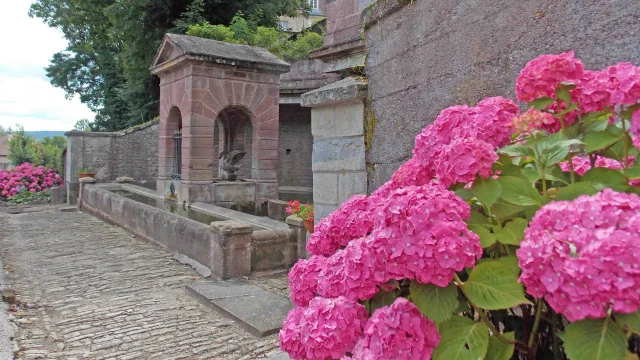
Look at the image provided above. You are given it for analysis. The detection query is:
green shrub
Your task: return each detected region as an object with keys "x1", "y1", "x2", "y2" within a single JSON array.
[{"x1": 186, "y1": 14, "x2": 324, "y2": 61}]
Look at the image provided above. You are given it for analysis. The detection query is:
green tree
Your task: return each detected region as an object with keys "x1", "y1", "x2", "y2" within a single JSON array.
[
  {"x1": 30, "y1": 0, "x2": 311, "y2": 132},
  {"x1": 40, "y1": 136, "x2": 66, "y2": 173},
  {"x1": 0, "y1": 125, "x2": 12, "y2": 137},
  {"x1": 73, "y1": 119, "x2": 93, "y2": 132},
  {"x1": 186, "y1": 19, "x2": 323, "y2": 60},
  {"x1": 7, "y1": 126, "x2": 39, "y2": 166},
  {"x1": 6, "y1": 126, "x2": 67, "y2": 173}
]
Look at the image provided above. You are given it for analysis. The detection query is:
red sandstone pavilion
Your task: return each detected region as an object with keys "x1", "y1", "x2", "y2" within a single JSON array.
[{"x1": 150, "y1": 34, "x2": 291, "y2": 208}]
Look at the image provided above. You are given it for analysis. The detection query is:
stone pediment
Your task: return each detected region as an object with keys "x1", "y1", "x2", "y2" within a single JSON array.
[{"x1": 150, "y1": 33, "x2": 290, "y2": 74}]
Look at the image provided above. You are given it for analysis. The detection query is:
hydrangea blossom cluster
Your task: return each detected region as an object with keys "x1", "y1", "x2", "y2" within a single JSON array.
[
  {"x1": 409, "y1": 97, "x2": 518, "y2": 187},
  {"x1": 578, "y1": 63, "x2": 640, "y2": 112},
  {"x1": 279, "y1": 297, "x2": 368, "y2": 360},
  {"x1": 515, "y1": 51, "x2": 585, "y2": 102},
  {"x1": 513, "y1": 108, "x2": 561, "y2": 135},
  {"x1": 306, "y1": 195, "x2": 373, "y2": 256},
  {"x1": 0, "y1": 163, "x2": 62, "y2": 199},
  {"x1": 428, "y1": 137, "x2": 498, "y2": 188},
  {"x1": 288, "y1": 256, "x2": 327, "y2": 306},
  {"x1": 350, "y1": 298, "x2": 441, "y2": 360},
  {"x1": 558, "y1": 155, "x2": 634, "y2": 176},
  {"x1": 316, "y1": 236, "x2": 380, "y2": 301},
  {"x1": 517, "y1": 189, "x2": 640, "y2": 321},
  {"x1": 366, "y1": 184, "x2": 482, "y2": 286}
]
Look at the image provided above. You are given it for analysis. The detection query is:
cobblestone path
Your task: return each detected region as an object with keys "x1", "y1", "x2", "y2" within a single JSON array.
[{"x1": 0, "y1": 211, "x2": 281, "y2": 360}]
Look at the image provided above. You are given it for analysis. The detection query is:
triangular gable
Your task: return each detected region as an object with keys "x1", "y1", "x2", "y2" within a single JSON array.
[{"x1": 150, "y1": 35, "x2": 185, "y2": 69}]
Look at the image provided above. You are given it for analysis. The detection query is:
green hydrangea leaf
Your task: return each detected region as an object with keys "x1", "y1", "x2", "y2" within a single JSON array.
[
  {"x1": 463, "y1": 260, "x2": 532, "y2": 310},
  {"x1": 433, "y1": 316, "x2": 489, "y2": 360},
  {"x1": 563, "y1": 318, "x2": 626, "y2": 360},
  {"x1": 485, "y1": 332, "x2": 515, "y2": 360},
  {"x1": 410, "y1": 281, "x2": 459, "y2": 326}
]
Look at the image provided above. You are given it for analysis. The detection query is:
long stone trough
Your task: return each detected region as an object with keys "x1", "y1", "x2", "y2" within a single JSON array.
[{"x1": 79, "y1": 183, "x2": 307, "y2": 279}]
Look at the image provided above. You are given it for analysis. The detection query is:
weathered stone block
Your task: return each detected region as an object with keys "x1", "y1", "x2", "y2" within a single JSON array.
[
  {"x1": 338, "y1": 171, "x2": 367, "y2": 203},
  {"x1": 210, "y1": 221, "x2": 253, "y2": 279},
  {"x1": 268, "y1": 199, "x2": 289, "y2": 221},
  {"x1": 116, "y1": 177, "x2": 134, "y2": 183},
  {"x1": 50, "y1": 186, "x2": 67, "y2": 205},
  {"x1": 313, "y1": 173, "x2": 338, "y2": 204},
  {"x1": 311, "y1": 101, "x2": 364, "y2": 139},
  {"x1": 312, "y1": 137, "x2": 366, "y2": 172}
]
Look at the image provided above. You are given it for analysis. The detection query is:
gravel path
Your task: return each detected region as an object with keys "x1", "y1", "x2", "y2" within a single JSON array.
[{"x1": 0, "y1": 210, "x2": 282, "y2": 359}]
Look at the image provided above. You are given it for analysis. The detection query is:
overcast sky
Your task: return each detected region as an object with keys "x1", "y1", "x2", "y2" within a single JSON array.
[{"x1": 0, "y1": 1, "x2": 96, "y2": 131}]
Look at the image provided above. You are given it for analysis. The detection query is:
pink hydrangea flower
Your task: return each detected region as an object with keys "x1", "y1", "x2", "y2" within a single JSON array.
[
  {"x1": 317, "y1": 236, "x2": 381, "y2": 301},
  {"x1": 414, "y1": 101, "x2": 518, "y2": 160},
  {"x1": 390, "y1": 157, "x2": 434, "y2": 189},
  {"x1": 280, "y1": 297, "x2": 368, "y2": 360},
  {"x1": 428, "y1": 137, "x2": 498, "y2": 188},
  {"x1": 279, "y1": 307, "x2": 306, "y2": 360},
  {"x1": 579, "y1": 63, "x2": 640, "y2": 113},
  {"x1": 0, "y1": 163, "x2": 62, "y2": 200},
  {"x1": 513, "y1": 108, "x2": 559, "y2": 135},
  {"x1": 515, "y1": 51, "x2": 585, "y2": 102},
  {"x1": 307, "y1": 195, "x2": 374, "y2": 256},
  {"x1": 559, "y1": 155, "x2": 634, "y2": 176},
  {"x1": 289, "y1": 256, "x2": 327, "y2": 306},
  {"x1": 351, "y1": 298, "x2": 441, "y2": 360},
  {"x1": 517, "y1": 189, "x2": 640, "y2": 321},
  {"x1": 369, "y1": 183, "x2": 482, "y2": 286}
]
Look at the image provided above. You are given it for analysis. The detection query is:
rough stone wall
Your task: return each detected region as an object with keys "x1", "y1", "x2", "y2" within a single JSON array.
[
  {"x1": 65, "y1": 121, "x2": 159, "y2": 203},
  {"x1": 112, "y1": 122, "x2": 160, "y2": 186},
  {"x1": 278, "y1": 104, "x2": 313, "y2": 188},
  {"x1": 364, "y1": 0, "x2": 640, "y2": 191},
  {"x1": 325, "y1": 0, "x2": 376, "y2": 46}
]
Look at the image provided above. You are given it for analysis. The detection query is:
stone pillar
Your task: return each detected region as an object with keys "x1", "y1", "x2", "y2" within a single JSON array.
[
  {"x1": 301, "y1": 77, "x2": 368, "y2": 222},
  {"x1": 286, "y1": 215, "x2": 308, "y2": 259},
  {"x1": 209, "y1": 221, "x2": 253, "y2": 279}
]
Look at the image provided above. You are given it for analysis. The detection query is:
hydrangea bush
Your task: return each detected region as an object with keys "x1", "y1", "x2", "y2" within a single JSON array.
[
  {"x1": 281, "y1": 52, "x2": 640, "y2": 360},
  {"x1": 0, "y1": 163, "x2": 62, "y2": 200}
]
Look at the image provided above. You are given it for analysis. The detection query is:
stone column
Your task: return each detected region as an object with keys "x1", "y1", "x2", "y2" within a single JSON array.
[
  {"x1": 301, "y1": 77, "x2": 368, "y2": 222},
  {"x1": 209, "y1": 221, "x2": 253, "y2": 279},
  {"x1": 286, "y1": 215, "x2": 308, "y2": 259}
]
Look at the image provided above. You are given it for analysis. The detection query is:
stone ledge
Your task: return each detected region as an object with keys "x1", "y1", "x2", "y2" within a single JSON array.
[
  {"x1": 65, "y1": 119, "x2": 159, "y2": 137},
  {"x1": 301, "y1": 77, "x2": 368, "y2": 107},
  {"x1": 186, "y1": 281, "x2": 294, "y2": 337},
  {"x1": 308, "y1": 37, "x2": 364, "y2": 60},
  {"x1": 362, "y1": 0, "x2": 410, "y2": 29}
]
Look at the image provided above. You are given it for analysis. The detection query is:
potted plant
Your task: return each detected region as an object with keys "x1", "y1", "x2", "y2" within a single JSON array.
[
  {"x1": 286, "y1": 200, "x2": 314, "y2": 233},
  {"x1": 77, "y1": 168, "x2": 95, "y2": 179}
]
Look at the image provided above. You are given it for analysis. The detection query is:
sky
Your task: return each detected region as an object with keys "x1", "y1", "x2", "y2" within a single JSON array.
[{"x1": 0, "y1": 1, "x2": 96, "y2": 132}]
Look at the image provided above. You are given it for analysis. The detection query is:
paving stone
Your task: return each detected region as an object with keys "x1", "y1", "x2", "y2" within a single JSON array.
[
  {"x1": 0, "y1": 211, "x2": 282, "y2": 359},
  {"x1": 187, "y1": 281, "x2": 294, "y2": 337}
]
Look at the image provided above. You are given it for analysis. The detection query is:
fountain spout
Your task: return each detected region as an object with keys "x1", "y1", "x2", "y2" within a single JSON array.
[{"x1": 219, "y1": 150, "x2": 246, "y2": 182}]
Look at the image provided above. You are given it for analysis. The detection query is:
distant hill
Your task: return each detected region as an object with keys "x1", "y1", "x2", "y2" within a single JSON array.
[{"x1": 25, "y1": 131, "x2": 67, "y2": 140}]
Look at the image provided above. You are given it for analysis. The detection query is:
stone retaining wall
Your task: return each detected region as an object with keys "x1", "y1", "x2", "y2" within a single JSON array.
[
  {"x1": 65, "y1": 121, "x2": 159, "y2": 204},
  {"x1": 363, "y1": 0, "x2": 640, "y2": 190}
]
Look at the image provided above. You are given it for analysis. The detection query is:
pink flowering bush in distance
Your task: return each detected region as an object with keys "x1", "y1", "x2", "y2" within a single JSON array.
[
  {"x1": 281, "y1": 52, "x2": 640, "y2": 360},
  {"x1": 0, "y1": 163, "x2": 62, "y2": 200}
]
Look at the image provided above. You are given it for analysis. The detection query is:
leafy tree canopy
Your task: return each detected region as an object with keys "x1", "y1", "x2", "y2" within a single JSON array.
[
  {"x1": 7, "y1": 125, "x2": 67, "y2": 173},
  {"x1": 30, "y1": 0, "x2": 312, "y2": 132},
  {"x1": 186, "y1": 14, "x2": 323, "y2": 60}
]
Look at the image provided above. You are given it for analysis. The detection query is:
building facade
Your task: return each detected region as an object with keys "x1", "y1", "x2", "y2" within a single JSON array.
[{"x1": 278, "y1": 0, "x2": 326, "y2": 33}]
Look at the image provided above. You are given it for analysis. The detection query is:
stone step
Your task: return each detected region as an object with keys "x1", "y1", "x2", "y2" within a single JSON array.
[
  {"x1": 265, "y1": 351, "x2": 291, "y2": 360},
  {"x1": 186, "y1": 281, "x2": 294, "y2": 337}
]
